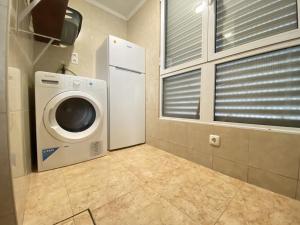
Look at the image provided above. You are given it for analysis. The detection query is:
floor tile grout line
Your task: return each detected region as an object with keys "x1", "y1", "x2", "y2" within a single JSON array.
[
  {"x1": 138, "y1": 180, "x2": 200, "y2": 224},
  {"x1": 61, "y1": 169, "x2": 76, "y2": 217},
  {"x1": 53, "y1": 209, "x2": 89, "y2": 225},
  {"x1": 296, "y1": 158, "x2": 300, "y2": 199},
  {"x1": 114, "y1": 145, "x2": 246, "y2": 224},
  {"x1": 59, "y1": 149, "x2": 149, "y2": 215},
  {"x1": 87, "y1": 208, "x2": 97, "y2": 225},
  {"x1": 66, "y1": 153, "x2": 148, "y2": 216},
  {"x1": 247, "y1": 131, "x2": 250, "y2": 183},
  {"x1": 160, "y1": 195, "x2": 199, "y2": 224},
  {"x1": 213, "y1": 188, "x2": 241, "y2": 225},
  {"x1": 22, "y1": 174, "x2": 35, "y2": 223},
  {"x1": 114, "y1": 151, "x2": 201, "y2": 224},
  {"x1": 148, "y1": 147, "x2": 248, "y2": 225},
  {"x1": 24, "y1": 144, "x2": 300, "y2": 225}
]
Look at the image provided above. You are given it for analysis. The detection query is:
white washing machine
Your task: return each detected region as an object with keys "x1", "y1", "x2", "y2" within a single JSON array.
[{"x1": 35, "y1": 71, "x2": 107, "y2": 171}]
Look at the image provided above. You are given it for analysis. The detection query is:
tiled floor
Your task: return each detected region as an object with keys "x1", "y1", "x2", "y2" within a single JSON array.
[
  {"x1": 56, "y1": 210, "x2": 95, "y2": 225},
  {"x1": 23, "y1": 144, "x2": 300, "y2": 225}
]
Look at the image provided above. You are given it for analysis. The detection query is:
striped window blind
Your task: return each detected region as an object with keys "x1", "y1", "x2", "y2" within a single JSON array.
[
  {"x1": 163, "y1": 69, "x2": 201, "y2": 119},
  {"x1": 215, "y1": 45, "x2": 300, "y2": 128},
  {"x1": 165, "y1": 0, "x2": 203, "y2": 68},
  {"x1": 215, "y1": 0, "x2": 298, "y2": 52}
]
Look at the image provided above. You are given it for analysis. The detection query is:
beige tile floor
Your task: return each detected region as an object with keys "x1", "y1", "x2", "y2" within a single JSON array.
[
  {"x1": 56, "y1": 211, "x2": 94, "y2": 225},
  {"x1": 23, "y1": 144, "x2": 300, "y2": 225}
]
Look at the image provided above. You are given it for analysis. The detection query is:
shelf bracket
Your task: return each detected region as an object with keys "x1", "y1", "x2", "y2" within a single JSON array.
[
  {"x1": 13, "y1": 29, "x2": 60, "y2": 66},
  {"x1": 33, "y1": 38, "x2": 54, "y2": 66},
  {"x1": 18, "y1": 0, "x2": 43, "y2": 25},
  {"x1": 15, "y1": 0, "x2": 64, "y2": 65}
]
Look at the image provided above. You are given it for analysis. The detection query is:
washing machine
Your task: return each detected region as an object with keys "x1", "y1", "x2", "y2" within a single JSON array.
[{"x1": 35, "y1": 71, "x2": 107, "y2": 171}]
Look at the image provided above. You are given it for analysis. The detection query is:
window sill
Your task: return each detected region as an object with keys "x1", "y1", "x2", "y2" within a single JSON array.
[{"x1": 159, "y1": 116, "x2": 300, "y2": 135}]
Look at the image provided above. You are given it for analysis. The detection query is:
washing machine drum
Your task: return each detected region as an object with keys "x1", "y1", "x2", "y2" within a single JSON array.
[{"x1": 43, "y1": 91, "x2": 103, "y2": 143}]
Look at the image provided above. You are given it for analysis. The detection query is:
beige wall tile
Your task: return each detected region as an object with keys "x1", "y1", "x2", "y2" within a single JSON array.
[
  {"x1": 0, "y1": 0, "x2": 8, "y2": 6},
  {"x1": 157, "y1": 119, "x2": 170, "y2": 141},
  {"x1": 249, "y1": 130, "x2": 300, "y2": 179},
  {"x1": 8, "y1": 111, "x2": 26, "y2": 177},
  {"x1": 0, "y1": 212, "x2": 16, "y2": 225},
  {"x1": 187, "y1": 123, "x2": 212, "y2": 155},
  {"x1": 146, "y1": 109, "x2": 158, "y2": 140},
  {"x1": 0, "y1": 113, "x2": 15, "y2": 217},
  {"x1": 21, "y1": 69, "x2": 30, "y2": 111},
  {"x1": 213, "y1": 157, "x2": 248, "y2": 181},
  {"x1": 0, "y1": 4, "x2": 8, "y2": 113},
  {"x1": 211, "y1": 126, "x2": 249, "y2": 164},
  {"x1": 151, "y1": 134, "x2": 213, "y2": 169},
  {"x1": 155, "y1": 139, "x2": 170, "y2": 152},
  {"x1": 297, "y1": 181, "x2": 300, "y2": 201},
  {"x1": 248, "y1": 167, "x2": 298, "y2": 198},
  {"x1": 189, "y1": 150, "x2": 213, "y2": 169},
  {"x1": 169, "y1": 121, "x2": 189, "y2": 146},
  {"x1": 163, "y1": 142, "x2": 190, "y2": 160},
  {"x1": 144, "y1": 135, "x2": 166, "y2": 151},
  {"x1": 146, "y1": 78, "x2": 159, "y2": 111},
  {"x1": 127, "y1": 0, "x2": 161, "y2": 139},
  {"x1": 23, "y1": 110, "x2": 32, "y2": 173},
  {"x1": 7, "y1": 1, "x2": 36, "y2": 225}
]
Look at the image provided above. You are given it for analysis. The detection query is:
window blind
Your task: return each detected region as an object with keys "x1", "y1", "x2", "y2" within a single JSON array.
[
  {"x1": 165, "y1": 0, "x2": 203, "y2": 68},
  {"x1": 215, "y1": 45, "x2": 300, "y2": 128},
  {"x1": 163, "y1": 69, "x2": 201, "y2": 119},
  {"x1": 215, "y1": 0, "x2": 298, "y2": 52}
]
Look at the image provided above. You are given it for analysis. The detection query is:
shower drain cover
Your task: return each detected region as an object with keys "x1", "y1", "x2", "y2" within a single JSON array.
[{"x1": 54, "y1": 209, "x2": 96, "y2": 225}]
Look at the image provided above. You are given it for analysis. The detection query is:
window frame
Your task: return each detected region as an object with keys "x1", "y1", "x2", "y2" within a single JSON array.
[
  {"x1": 161, "y1": 39, "x2": 300, "y2": 133},
  {"x1": 160, "y1": 64, "x2": 204, "y2": 120},
  {"x1": 205, "y1": 39, "x2": 300, "y2": 133},
  {"x1": 207, "y1": 0, "x2": 300, "y2": 61},
  {"x1": 160, "y1": 0, "x2": 209, "y2": 75},
  {"x1": 159, "y1": 0, "x2": 300, "y2": 133}
]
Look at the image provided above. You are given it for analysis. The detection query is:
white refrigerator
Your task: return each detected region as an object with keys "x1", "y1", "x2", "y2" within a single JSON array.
[{"x1": 96, "y1": 35, "x2": 145, "y2": 150}]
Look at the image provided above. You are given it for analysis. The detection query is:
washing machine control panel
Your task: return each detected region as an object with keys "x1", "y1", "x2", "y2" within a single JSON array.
[{"x1": 73, "y1": 80, "x2": 81, "y2": 88}]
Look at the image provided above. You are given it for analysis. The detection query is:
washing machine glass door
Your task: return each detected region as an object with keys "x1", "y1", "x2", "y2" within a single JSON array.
[{"x1": 43, "y1": 91, "x2": 103, "y2": 143}]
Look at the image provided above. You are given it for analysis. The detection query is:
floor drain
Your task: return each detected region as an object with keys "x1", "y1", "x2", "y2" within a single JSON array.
[{"x1": 54, "y1": 209, "x2": 96, "y2": 225}]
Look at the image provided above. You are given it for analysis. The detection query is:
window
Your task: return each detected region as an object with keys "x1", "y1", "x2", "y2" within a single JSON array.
[
  {"x1": 161, "y1": 0, "x2": 207, "y2": 72},
  {"x1": 214, "y1": 45, "x2": 300, "y2": 128},
  {"x1": 160, "y1": 0, "x2": 205, "y2": 120},
  {"x1": 208, "y1": 0, "x2": 300, "y2": 60},
  {"x1": 160, "y1": 0, "x2": 300, "y2": 130},
  {"x1": 162, "y1": 69, "x2": 201, "y2": 119},
  {"x1": 215, "y1": 0, "x2": 298, "y2": 52}
]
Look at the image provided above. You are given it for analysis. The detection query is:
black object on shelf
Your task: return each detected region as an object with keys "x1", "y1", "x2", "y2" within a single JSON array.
[
  {"x1": 31, "y1": 0, "x2": 69, "y2": 44},
  {"x1": 60, "y1": 7, "x2": 83, "y2": 45},
  {"x1": 31, "y1": 0, "x2": 82, "y2": 46}
]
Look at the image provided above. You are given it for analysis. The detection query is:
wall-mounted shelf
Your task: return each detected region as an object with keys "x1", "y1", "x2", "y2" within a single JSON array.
[{"x1": 16, "y1": 0, "x2": 69, "y2": 65}]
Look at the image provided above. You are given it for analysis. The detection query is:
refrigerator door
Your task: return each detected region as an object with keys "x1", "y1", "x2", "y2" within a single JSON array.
[
  {"x1": 109, "y1": 66, "x2": 145, "y2": 150},
  {"x1": 109, "y1": 36, "x2": 145, "y2": 74}
]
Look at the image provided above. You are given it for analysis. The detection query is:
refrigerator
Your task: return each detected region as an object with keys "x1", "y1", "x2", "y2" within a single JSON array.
[{"x1": 96, "y1": 35, "x2": 145, "y2": 150}]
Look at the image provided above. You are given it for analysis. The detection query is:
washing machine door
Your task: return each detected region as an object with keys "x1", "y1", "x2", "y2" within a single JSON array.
[{"x1": 43, "y1": 91, "x2": 103, "y2": 143}]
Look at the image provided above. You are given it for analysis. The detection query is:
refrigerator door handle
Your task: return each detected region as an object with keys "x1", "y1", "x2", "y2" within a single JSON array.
[{"x1": 114, "y1": 66, "x2": 143, "y2": 75}]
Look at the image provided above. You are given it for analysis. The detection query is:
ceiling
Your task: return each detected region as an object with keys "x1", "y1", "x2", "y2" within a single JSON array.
[{"x1": 85, "y1": 0, "x2": 146, "y2": 20}]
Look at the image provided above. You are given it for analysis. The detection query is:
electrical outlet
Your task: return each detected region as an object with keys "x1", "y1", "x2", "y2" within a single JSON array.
[
  {"x1": 209, "y1": 135, "x2": 220, "y2": 147},
  {"x1": 71, "y1": 52, "x2": 79, "y2": 64}
]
